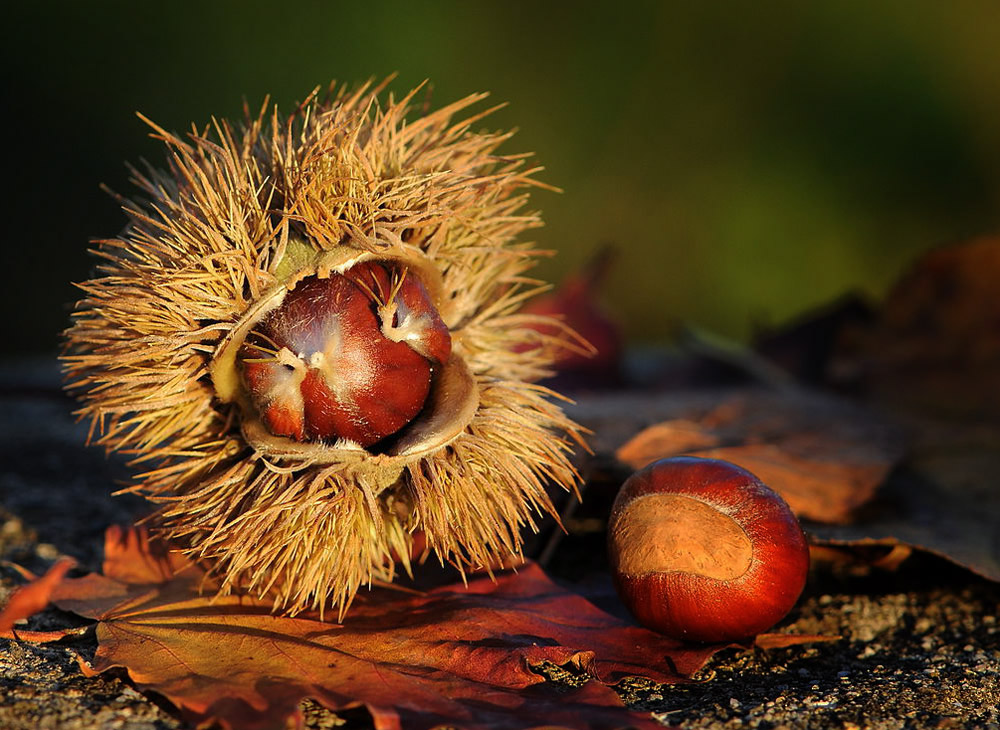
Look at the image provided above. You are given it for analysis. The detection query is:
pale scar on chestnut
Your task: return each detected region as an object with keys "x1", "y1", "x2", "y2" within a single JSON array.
[{"x1": 609, "y1": 494, "x2": 754, "y2": 581}]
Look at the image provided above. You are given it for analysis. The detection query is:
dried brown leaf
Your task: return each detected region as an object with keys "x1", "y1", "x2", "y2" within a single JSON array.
[
  {"x1": 14, "y1": 526, "x2": 761, "y2": 730},
  {"x1": 602, "y1": 390, "x2": 903, "y2": 524},
  {"x1": 832, "y1": 235, "x2": 1000, "y2": 416},
  {"x1": 734, "y1": 237, "x2": 1000, "y2": 580},
  {"x1": 2, "y1": 526, "x2": 835, "y2": 729},
  {"x1": 752, "y1": 633, "x2": 841, "y2": 650},
  {"x1": 809, "y1": 418, "x2": 1000, "y2": 581},
  {"x1": 0, "y1": 557, "x2": 74, "y2": 636}
]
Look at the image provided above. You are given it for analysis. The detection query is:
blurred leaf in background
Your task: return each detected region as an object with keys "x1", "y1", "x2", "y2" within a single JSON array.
[{"x1": 6, "y1": 0, "x2": 1000, "y2": 354}]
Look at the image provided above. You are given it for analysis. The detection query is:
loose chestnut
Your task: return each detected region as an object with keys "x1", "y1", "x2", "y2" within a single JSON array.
[{"x1": 608, "y1": 456, "x2": 809, "y2": 643}]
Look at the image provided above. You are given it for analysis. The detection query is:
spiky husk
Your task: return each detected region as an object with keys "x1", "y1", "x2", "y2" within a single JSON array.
[{"x1": 64, "y1": 80, "x2": 584, "y2": 615}]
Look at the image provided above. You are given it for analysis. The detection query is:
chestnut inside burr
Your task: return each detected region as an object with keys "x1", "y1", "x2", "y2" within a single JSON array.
[
  {"x1": 609, "y1": 493, "x2": 753, "y2": 581},
  {"x1": 237, "y1": 260, "x2": 452, "y2": 448}
]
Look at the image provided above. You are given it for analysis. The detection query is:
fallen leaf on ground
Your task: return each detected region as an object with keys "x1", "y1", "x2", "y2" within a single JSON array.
[
  {"x1": 0, "y1": 557, "x2": 74, "y2": 635},
  {"x1": 832, "y1": 235, "x2": 1000, "y2": 416},
  {"x1": 746, "y1": 235, "x2": 1000, "y2": 579},
  {"x1": 754, "y1": 292, "x2": 875, "y2": 386},
  {"x1": 3, "y1": 526, "x2": 834, "y2": 730},
  {"x1": 605, "y1": 390, "x2": 903, "y2": 524},
  {"x1": 809, "y1": 417, "x2": 1000, "y2": 582}
]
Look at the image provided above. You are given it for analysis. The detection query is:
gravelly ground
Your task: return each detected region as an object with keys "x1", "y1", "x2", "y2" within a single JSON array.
[
  {"x1": 2, "y1": 360, "x2": 999, "y2": 729},
  {"x1": 539, "y1": 524, "x2": 1000, "y2": 730},
  {"x1": 622, "y1": 579, "x2": 1000, "y2": 729}
]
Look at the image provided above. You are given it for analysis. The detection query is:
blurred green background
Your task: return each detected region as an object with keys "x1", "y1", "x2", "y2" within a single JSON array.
[{"x1": 6, "y1": 0, "x2": 1000, "y2": 355}]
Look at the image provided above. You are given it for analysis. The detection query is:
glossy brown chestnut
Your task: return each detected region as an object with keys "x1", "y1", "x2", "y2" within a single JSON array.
[
  {"x1": 608, "y1": 456, "x2": 809, "y2": 643},
  {"x1": 239, "y1": 260, "x2": 451, "y2": 447}
]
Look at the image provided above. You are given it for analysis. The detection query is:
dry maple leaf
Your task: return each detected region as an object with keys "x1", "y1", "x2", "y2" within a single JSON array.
[
  {"x1": 808, "y1": 418, "x2": 1000, "y2": 582},
  {"x1": 1, "y1": 526, "x2": 834, "y2": 730},
  {"x1": 832, "y1": 235, "x2": 1000, "y2": 416},
  {"x1": 0, "y1": 557, "x2": 74, "y2": 635},
  {"x1": 582, "y1": 389, "x2": 903, "y2": 524},
  {"x1": 775, "y1": 237, "x2": 1000, "y2": 580}
]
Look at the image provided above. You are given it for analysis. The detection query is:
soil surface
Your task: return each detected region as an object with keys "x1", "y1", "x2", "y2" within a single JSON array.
[{"x1": 2, "y1": 359, "x2": 998, "y2": 729}]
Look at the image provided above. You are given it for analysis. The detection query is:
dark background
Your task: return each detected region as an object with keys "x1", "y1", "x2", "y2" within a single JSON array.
[{"x1": 7, "y1": 0, "x2": 1000, "y2": 355}]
